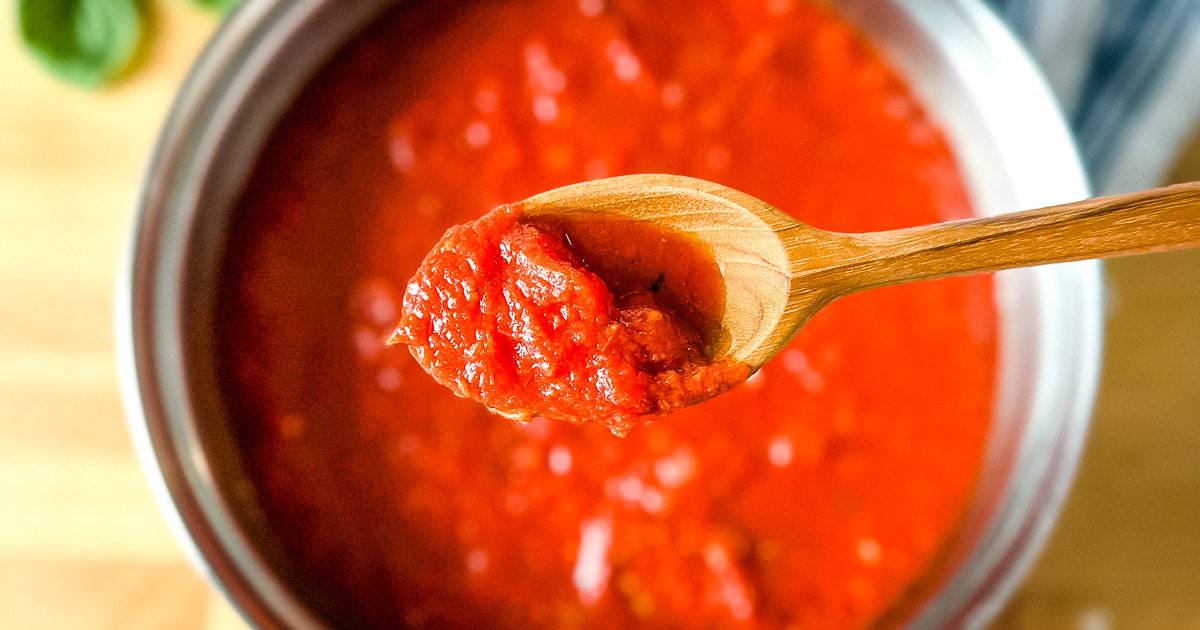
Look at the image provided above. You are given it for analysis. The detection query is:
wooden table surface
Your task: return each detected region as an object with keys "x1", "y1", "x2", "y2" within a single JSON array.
[
  {"x1": 0, "y1": 3, "x2": 1196, "y2": 628},
  {"x1": 0, "y1": 4, "x2": 245, "y2": 628}
]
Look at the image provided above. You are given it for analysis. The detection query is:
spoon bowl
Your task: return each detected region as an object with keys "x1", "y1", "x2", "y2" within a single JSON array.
[{"x1": 522, "y1": 174, "x2": 829, "y2": 367}]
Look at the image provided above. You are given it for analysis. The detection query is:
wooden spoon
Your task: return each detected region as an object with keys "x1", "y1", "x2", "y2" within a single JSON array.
[{"x1": 522, "y1": 174, "x2": 1200, "y2": 369}]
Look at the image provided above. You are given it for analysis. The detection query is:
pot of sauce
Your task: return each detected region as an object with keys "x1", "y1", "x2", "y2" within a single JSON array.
[{"x1": 118, "y1": 0, "x2": 1102, "y2": 627}]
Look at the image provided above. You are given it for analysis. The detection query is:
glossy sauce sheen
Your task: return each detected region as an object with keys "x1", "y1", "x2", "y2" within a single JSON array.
[{"x1": 221, "y1": 1, "x2": 997, "y2": 627}]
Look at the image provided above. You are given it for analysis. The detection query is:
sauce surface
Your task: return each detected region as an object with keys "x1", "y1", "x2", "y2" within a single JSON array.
[{"x1": 221, "y1": 1, "x2": 998, "y2": 627}]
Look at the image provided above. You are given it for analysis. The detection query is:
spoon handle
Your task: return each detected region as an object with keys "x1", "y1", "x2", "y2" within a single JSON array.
[{"x1": 834, "y1": 181, "x2": 1200, "y2": 291}]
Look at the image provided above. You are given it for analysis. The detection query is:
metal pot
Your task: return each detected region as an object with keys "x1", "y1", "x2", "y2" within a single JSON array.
[{"x1": 117, "y1": 0, "x2": 1102, "y2": 627}]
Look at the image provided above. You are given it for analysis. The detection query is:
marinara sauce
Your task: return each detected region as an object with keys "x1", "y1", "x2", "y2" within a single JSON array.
[
  {"x1": 221, "y1": 1, "x2": 997, "y2": 627},
  {"x1": 390, "y1": 203, "x2": 749, "y2": 435}
]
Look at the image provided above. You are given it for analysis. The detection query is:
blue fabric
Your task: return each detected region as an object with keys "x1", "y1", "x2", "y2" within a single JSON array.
[{"x1": 987, "y1": 0, "x2": 1200, "y2": 192}]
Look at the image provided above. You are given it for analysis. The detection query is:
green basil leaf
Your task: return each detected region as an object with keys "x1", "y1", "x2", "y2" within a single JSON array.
[
  {"x1": 190, "y1": 0, "x2": 240, "y2": 14},
  {"x1": 17, "y1": 0, "x2": 144, "y2": 88}
]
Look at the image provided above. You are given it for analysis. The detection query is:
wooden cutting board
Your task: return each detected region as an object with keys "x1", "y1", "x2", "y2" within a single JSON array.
[{"x1": 1, "y1": 2, "x2": 1197, "y2": 628}]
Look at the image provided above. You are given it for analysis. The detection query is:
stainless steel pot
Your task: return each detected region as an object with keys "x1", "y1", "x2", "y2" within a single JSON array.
[{"x1": 117, "y1": 1, "x2": 1103, "y2": 627}]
